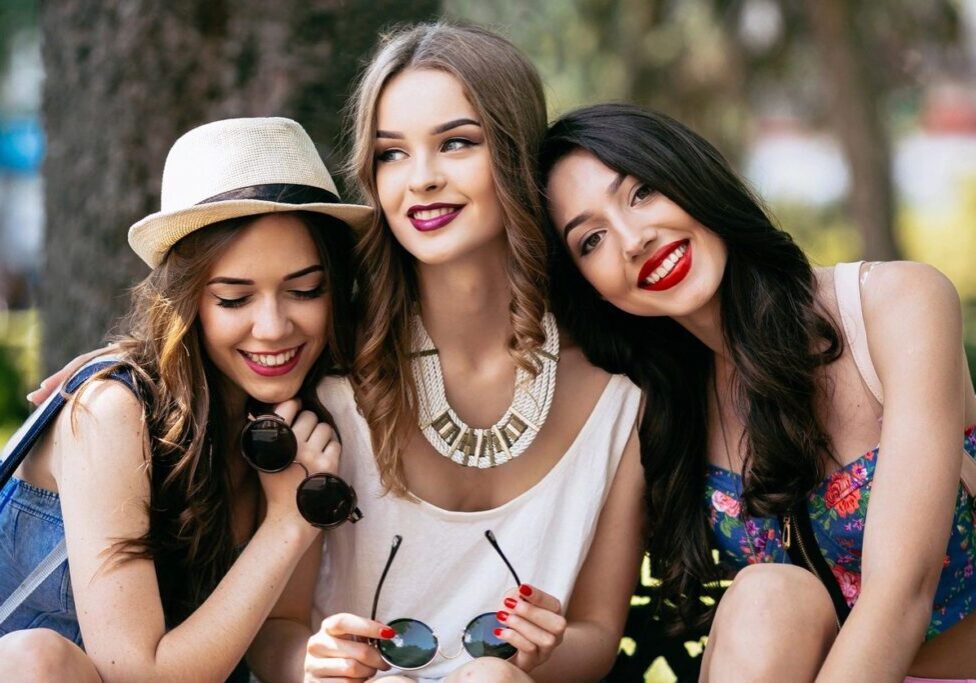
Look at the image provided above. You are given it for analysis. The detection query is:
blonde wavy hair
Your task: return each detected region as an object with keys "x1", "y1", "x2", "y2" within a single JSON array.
[{"x1": 345, "y1": 22, "x2": 550, "y2": 495}]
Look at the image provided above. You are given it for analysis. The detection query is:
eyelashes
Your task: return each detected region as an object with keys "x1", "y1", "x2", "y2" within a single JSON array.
[
  {"x1": 579, "y1": 231, "x2": 605, "y2": 256},
  {"x1": 292, "y1": 285, "x2": 326, "y2": 300},
  {"x1": 214, "y1": 285, "x2": 326, "y2": 309},
  {"x1": 631, "y1": 183, "x2": 658, "y2": 206},
  {"x1": 374, "y1": 137, "x2": 479, "y2": 163},
  {"x1": 215, "y1": 296, "x2": 247, "y2": 309},
  {"x1": 376, "y1": 149, "x2": 404, "y2": 163}
]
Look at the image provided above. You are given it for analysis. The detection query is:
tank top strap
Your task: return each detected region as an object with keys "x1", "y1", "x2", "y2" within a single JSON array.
[
  {"x1": 833, "y1": 261, "x2": 883, "y2": 404},
  {"x1": 579, "y1": 373, "x2": 641, "y2": 459}
]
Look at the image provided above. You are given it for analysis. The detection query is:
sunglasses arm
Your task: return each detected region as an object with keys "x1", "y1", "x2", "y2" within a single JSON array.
[
  {"x1": 484, "y1": 530, "x2": 521, "y2": 587},
  {"x1": 371, "y1": 534, "x2": 403, "y2": 621}
]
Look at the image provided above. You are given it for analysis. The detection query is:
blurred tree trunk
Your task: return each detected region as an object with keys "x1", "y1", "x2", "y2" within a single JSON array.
[
  {"x1": 804, "y1": 0, "x2": 901, "y2": 260},
  {"x1": 40, "y1": 0, "x2": 439, "y2": 372}
]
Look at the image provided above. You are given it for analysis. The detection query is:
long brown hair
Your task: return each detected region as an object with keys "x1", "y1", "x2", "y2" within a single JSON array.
[
  {"x1": 540, "y1": 105, "x2": 842, "y2": 632},
  {"x1": 99, "y1": 211, "x2": 354, "y2": 626},
  {"x1": 346, "y1": 23, "x2": 549, "y2": 494}
]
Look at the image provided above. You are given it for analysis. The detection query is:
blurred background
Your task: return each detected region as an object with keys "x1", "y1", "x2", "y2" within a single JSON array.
[{"x1": 1, "y1": 1, "x2": 974, "y2": 680}]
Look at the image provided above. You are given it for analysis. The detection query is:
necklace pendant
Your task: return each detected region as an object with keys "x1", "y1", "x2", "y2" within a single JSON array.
[
  {"x1": 500, "y1": 413, "x2": 528, "y2": 446},
  {"x1": 431, "y1": 411, "x2": 461, "y2": 445},
  {"x1": 411, "y1": 312, "x2": 561, "y2": 469},
  {"x1": 456, "y1": 429, "x2": 478, "y2": 466},
  {"x1": 491, "y1": 426, "x2": 512, "y2": 465}
]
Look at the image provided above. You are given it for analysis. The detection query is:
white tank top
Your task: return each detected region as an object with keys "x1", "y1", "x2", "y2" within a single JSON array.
[{"x1": 312, "y1": 374, "x2": 641, "y2": 679}]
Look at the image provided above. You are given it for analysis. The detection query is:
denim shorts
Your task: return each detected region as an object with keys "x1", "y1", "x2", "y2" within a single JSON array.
[{"x1": 0, "y1": 477, "x2": 81, "y2": 644}]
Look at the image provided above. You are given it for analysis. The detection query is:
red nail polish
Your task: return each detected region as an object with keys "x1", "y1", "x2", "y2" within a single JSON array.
[
  {"x1": 380, "y1": 627, "x2": 395, "y2": 639},
  {"x1": 496, "y1": 610, "x2": 509, "y2": 622},
  {"x1": 504, "y1": 597, "x2": 517, "y2": 609},
  {"x1": 494, "y1": 628, "x2": 504, "y2": 637},
  {"x1": 519, "y1": 584, "x2": 533, "y2": 597}
]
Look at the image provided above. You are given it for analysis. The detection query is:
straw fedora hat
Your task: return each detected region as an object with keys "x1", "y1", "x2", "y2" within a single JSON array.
[{"x1": 128, "y1": 117, "x2": 373, "y2": 268}]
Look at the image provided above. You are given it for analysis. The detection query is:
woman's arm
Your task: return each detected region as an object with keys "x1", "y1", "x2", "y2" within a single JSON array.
[
  {"x1": 817, "y1": 262, "x2": 965, "y2": 682},
  {"x1": 528, "y1": 427, "x2": 645, "y2": 682},
  {"x1": 56, "y1": 383, "x2": 326, "y2": 683},
  {"x1": 246, "y1": 534, "x2": 322, "y2": 682}
]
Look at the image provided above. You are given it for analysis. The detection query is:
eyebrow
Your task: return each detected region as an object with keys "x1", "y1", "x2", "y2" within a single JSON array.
[
  {"x1": 562, "y1": 172, "x2": 627, "y2": 241},
  {"x1": 376, "y1": 117, "x2": 481, "y2": 139},
  {"x1": 207, "y1": 265, "x2": 324, "y2": 286}
]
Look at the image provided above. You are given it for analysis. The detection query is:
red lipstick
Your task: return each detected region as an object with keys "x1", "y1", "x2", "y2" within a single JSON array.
[
  {"x1": 407, "y1": 203, "x2": 463, "y2": 232},
  {"x1": 637, "y1": 239, "x2": 692, "y2": 291},
  {"x1": 238, "y1": 344, "x2": 304, "y2": 377}
]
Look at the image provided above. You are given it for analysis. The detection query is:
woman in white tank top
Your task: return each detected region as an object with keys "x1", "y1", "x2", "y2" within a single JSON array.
[{"x1": 255, "y1": 24, "x2": 645, "y2": 683}]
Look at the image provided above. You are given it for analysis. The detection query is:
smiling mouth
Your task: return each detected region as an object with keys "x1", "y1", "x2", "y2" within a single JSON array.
[
  {"x1": 407, "y1": 203, "x2": 464, "y2": 232},
  {"x1": 637, "y1": 240, "x2": 692, "y2": 291},
  {"x1": 411, "y1": 207, "x2": 455, "y2": 220},
  {"x1": 239, "y1": 345, "x2": 302, "y2": 368}
]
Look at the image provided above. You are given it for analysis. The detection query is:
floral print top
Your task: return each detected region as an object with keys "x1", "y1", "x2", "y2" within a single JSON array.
[{"x1": 705, "y1": 426, "x2": 976, "y2": 639}]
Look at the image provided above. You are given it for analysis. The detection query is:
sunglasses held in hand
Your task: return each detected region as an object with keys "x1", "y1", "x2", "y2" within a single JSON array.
[
  {"x1": 240, "y1": 413, "x2": 363, "y2": 528},
  {"x1": 370, "y1": 531, "x2": 520, "y2": 669}
]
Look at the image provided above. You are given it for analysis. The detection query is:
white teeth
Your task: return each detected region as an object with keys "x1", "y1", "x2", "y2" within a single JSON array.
[
  {"x1": 243, "y1": 347, "x2": 299, "y2": 367},
  {"x1": 413, "y1": 207, "x2": 456, "y2": 220},
  {"x1": 642, "y1": 243, "x2": 688, "y2": 286}
]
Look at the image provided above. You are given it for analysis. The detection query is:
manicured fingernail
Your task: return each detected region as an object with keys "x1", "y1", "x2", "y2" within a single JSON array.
[
  {"x1": 380, "y1": 627, "x2": 395, "y2": 639},
  {"x1": 496, "y1": 610, "x2": 509, "y2": 622},
  {"x1": 519, "y1": 584, "x2": 533, "y2": 597},
  {"x1": 493, "y1": 628, "x2": 504, "y2": 637},
  {"x1": 504, "y1": 597, "x2": 517, "y2": 609}
]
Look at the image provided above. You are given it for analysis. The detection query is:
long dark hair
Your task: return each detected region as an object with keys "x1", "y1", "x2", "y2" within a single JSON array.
[
  {"x1": 539, "y1": 104, "x2": 842, "y2": 631},
  {"x1": 103, "y1": 211, "x2": 355, "y2": 626}
]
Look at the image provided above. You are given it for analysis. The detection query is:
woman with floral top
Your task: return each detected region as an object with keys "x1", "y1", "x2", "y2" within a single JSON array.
[{"x1": 540, "y1": 103, "x2": 976, "y2": 682}]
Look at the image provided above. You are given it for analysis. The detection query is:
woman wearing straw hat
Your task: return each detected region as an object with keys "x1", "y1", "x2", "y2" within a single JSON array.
[{"x1": 0, "y1": 117, "x2": 374, "y2": 682}]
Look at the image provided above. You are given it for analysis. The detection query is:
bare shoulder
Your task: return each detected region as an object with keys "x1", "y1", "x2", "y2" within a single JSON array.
[
  {"x1": 859, "y1": 262, "x2": 963, "y2": 383},
  {"x1": 52, "y1": 378, "x2": 147, "y2": 479},
  {"x1": 860, "y1": 261, "x2": 961, "y2": 326},
  {"x1": 70, "y1": 377, "x2": 145, "y2": 424}
]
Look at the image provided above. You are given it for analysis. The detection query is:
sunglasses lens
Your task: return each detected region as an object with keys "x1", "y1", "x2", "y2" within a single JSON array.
[
  {"x1": 377, "y1": 618, "x2": 437, "y2": 669},
  {"x1": 241, "y1": 417, "x2": 296, "y2": 472},
  {"x1": 296, "y1": 474, "x2": 355, "y2": 528},
  {"x1": 463, "y1": 612, "x2": 517, "y2": 659}
]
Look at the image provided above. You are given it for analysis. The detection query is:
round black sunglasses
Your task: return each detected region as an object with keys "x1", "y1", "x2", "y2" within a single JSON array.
[
  {"x1": 240, "y1": 413, "x2": 363, "y2": 528},
  {"x1": 370, "y1": 531, "x2": 520, "y2": 670}
]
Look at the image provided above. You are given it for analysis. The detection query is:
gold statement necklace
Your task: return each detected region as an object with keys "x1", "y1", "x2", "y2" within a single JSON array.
[{"x1": 410, "y1": 313, "x2": 560, "y2": 469}]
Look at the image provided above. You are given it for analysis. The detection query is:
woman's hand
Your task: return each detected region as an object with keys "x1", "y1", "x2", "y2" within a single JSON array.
[
  {"x1": 496, "y1": 583, "x2": 567, "y2": 672},
  {"x1": 26, "y1": 344, "x2": 118, "y2": 404},
  {"x1": 257, "y1": 399, "x2": 341, "y2": 533},
  {"x1": 303, "y1": 613, "x2": 393, "y2": 682}
]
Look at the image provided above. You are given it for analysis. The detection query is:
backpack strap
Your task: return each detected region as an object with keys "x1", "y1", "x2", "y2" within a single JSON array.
[
  {"x1": 0, "y1": 539, "x2": 67, "y2": 625},
  {"x1": 0, "y1": 358, "x2": 139, "y2": 629},
  {"x1": 782, "y1": 501, "x2": 851, "y2": 627},
  {"x1": 833, "y1": 261, "x2": 883, "y2": 404},
  {"x1": 0, "y1": 359, "x2": 136, "y2": 489}
]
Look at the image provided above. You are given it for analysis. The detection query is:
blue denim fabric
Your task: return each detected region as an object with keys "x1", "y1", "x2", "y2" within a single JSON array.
[{"x1": 0, "y1": 477, "x2": 80, "y2": 644}]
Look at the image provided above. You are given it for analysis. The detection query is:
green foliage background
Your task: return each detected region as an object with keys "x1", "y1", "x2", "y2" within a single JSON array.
[{"x1": 2, "y1": 2, "x2": 975, "y2": 680}]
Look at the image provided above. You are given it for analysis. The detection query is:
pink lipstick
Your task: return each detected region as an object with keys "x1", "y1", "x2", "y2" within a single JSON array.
[
  {"x1": 407, "y1": 203, "x2": 463, "y2": 232},
  {"x1": 238, "y1": 344, "x2": 304, "y2": 377}
]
